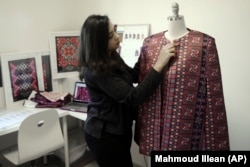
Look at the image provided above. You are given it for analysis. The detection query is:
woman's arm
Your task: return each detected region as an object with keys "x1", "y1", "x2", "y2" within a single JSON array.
[{"x1": 89, "y1": 68, "x2": 162, "y2": 106}]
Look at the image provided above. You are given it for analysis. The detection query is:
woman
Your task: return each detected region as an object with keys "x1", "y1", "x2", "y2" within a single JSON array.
[{"x1": 78, "y1": 15, "x2": 175, "y2": 167}]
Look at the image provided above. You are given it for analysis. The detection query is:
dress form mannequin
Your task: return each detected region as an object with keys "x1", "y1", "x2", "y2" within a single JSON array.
[{"x1": 165, "y1": 2, "x2": 189, "y2": 41}]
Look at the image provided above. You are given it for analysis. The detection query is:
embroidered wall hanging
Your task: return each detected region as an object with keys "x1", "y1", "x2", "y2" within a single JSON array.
[
  {"x1": 1, "y1": 52, "x2": 44, "y2": 107},
  {"x1": 56, "y1": 36, "x2": 79, "y2": 72},
  {"x1": 50, "y1": 31, "x2": 80, "y2": 79},
  {"x1": 8, "y1": 58, "x2": 39, "y2": 101}
]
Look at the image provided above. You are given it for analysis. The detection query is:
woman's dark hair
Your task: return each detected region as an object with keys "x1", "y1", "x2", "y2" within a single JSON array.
[{"x1": 78, "y1": 15, "x2": 124, "y2": 80}]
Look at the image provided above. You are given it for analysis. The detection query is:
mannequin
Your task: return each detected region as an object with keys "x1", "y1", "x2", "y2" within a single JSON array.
[
  {"x1": 165, "y1": 2, "x2": 189, "y2": 41},
  {"x1": 135, "y1": 2, "x2": 230, "y2": 155}
]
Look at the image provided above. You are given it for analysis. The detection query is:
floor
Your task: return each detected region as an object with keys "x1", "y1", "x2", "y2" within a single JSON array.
[
  {"x1": 0, "y1": 150, "x2": 97, "y2": 167},
  {"x1": 0, "y1": 155, "x2": 141, "y2": 167},
  {"x1": 0, "y1": 150, "x2": 142, "y2": 167},
  {"x1": 83, "y1": 161, "x2": 98, "y2": 167}
]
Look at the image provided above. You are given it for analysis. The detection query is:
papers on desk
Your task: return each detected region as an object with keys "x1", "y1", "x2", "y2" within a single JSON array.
[{"x1": 0, "y1": 110, "x2": 33, "y2": 130}]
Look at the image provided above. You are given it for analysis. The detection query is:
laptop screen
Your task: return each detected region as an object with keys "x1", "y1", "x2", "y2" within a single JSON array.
[{"x1": 73, "y1": 82, "x2": 90, "y2": 103}]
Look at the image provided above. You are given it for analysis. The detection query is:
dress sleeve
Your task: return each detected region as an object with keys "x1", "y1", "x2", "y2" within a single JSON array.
[{"x1": 124, "y1": 59, "x2": 140, "y2": 83}]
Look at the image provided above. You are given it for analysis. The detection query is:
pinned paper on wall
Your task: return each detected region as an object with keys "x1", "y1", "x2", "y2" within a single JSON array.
[{"x1": 116, "y1": 24, "x2": 150, "y2": 67}]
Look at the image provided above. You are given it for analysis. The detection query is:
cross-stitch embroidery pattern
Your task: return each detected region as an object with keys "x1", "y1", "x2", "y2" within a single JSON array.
[
  {"x1": 1, "y1": 51, "x2": 45, "y2": 107},
  {"x1": 55, "y1": 36, "x2": 79, "y2": 73},
  {"x1": 50, "y1": 31, "x2": 80, "y2": 79},
  {"x1": 8, "y1": 58, "x2": 39, "y2": 101}
]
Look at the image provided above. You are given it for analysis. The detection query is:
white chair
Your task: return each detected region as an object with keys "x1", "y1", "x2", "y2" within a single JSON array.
[{"x1": 1, "y1": 109, "x2": 65, "y2": 166}]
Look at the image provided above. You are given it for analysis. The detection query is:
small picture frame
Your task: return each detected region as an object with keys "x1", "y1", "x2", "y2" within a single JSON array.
[
  {"x1": 1, "y1": 51, "x2": 45, "y2": 107},
  {"x1": 50, "y1": 31, "x2": 80, "y2": 79},
  {"x1": 41, "y1": 51, "x2": 59, "y2": 92},
  {"x1": 0, "y1": 62, "x2": 2, "y2": 87}
]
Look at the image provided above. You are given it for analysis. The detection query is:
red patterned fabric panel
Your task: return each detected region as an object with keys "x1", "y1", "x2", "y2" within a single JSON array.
[{"x1": 42, "y1": 55, "x2": 52, "y2": 91}]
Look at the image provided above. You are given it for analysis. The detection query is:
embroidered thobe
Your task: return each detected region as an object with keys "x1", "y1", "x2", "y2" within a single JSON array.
[{"x1": 135, "y1": 29, "x2": 230, "y2": 155}]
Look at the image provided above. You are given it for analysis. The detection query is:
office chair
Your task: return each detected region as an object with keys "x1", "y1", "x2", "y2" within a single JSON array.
[{"x1": 1, "y1": 109, "x2": 65, "y2": 166}]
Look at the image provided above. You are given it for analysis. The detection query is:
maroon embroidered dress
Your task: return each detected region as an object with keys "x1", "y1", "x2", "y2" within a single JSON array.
[{"x1": 135, "y1": 29, "x2": 230, "y2": 155}]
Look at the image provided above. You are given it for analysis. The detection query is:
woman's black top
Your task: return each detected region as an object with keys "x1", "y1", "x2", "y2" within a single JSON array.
[{"x1": 83, "y1": 62, "x2": 162, "y2": 138}]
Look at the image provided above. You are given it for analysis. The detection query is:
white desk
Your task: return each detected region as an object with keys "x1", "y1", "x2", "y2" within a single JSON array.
[{"x1": 0, "y1": 106, "x2": 87, "y2": 167}]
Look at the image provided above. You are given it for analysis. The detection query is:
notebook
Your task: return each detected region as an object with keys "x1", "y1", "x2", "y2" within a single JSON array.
[{"x1": 60, "y1": 81, "x2": 90, "y2": 113}]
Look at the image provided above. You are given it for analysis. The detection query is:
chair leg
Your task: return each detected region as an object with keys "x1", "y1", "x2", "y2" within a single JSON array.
[
  {"x1": 43, "y1": 155, "x2": 48, "y2": 165},
  {"x1": 31, "y1": 160, "x2": 36, "y2": 167}
]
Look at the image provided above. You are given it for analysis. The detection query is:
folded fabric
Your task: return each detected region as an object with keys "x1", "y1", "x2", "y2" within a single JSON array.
[
  {"x1": 31, "y1": 91, "x2": 72, "y2": 108},
  {"x1": 40, "y1": 92, "x2": 71, "y2": 102}
]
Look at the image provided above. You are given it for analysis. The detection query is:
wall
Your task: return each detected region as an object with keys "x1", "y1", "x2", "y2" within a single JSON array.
[{"x1": 0, "y1": 0, "x2": 250, "y2": 164}]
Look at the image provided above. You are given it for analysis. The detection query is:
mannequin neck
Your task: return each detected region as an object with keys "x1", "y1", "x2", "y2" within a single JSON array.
[{"x1": 165, "y1": 16, "x2": 188, "y2": 41}]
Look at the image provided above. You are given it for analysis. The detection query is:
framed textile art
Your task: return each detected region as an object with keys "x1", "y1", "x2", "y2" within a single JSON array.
[
  {"x1": 41, "y1": 51, "x2": 53, "y2": 92},
  {"x1": 1, "y1": 52, "x2": 45, "y2": 107},
  {"x1": 41, "y1": 51, "x2": 58, "y2": 92},
  {"x1": 50, "y1": 31, "x2": 80, "y2": 79}
]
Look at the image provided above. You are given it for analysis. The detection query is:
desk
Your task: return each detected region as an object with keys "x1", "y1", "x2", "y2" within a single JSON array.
[{"x1": 0, "y1": 106, "x2": 87, "y2": 167}]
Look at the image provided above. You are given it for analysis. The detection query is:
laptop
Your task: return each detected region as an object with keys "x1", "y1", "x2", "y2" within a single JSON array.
[{"x1": 61, "y1": 81, "x2": 90, "y2": 113}]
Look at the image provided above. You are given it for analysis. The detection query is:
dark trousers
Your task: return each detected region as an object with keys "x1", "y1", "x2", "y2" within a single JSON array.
[{"x1": 85, "y1": 129, "x2": 133, "y2": 167}]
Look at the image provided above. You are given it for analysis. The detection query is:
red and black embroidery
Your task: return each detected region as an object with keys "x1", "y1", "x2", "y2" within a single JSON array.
[
  {"x1": 55, "y1": 36, "x2": 79, "y2": 73},
  {"x1": 135, "y1": 30, "x2": 230, "y2": 155},
  {"x1": 8, "y1": 58, "x2": 38, "y2": 102}
]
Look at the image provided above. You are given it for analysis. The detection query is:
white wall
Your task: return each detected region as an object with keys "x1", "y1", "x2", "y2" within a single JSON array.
[{"x1": 0, "y1": 0, "x2": 250, "y2": 159}]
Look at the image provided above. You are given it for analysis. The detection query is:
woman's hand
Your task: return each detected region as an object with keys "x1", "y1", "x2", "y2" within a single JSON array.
[{"x1": 153, "y1": 43, "x2": 175, "y2": 72}]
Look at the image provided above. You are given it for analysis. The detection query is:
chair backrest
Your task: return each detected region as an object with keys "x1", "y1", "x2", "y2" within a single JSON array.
[{"x1": 17, "y1": 109, "x2": 64, "y2": 164}]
